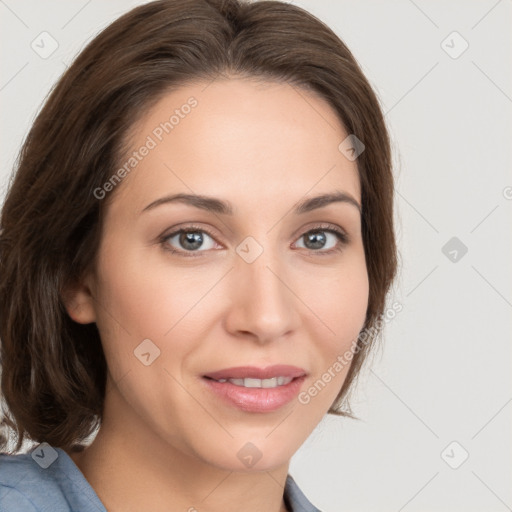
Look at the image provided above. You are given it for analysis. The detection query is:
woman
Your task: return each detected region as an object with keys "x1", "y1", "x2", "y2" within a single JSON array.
[{"x1": 0, "y1": 0, "x2": 397, "y2": 510}]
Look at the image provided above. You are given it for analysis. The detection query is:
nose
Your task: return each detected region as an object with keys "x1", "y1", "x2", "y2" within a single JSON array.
[{"x1": 223, "y1": 247, "x2": 301, "y2": 344}]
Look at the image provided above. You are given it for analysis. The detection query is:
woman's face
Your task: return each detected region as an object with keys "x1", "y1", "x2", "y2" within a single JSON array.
[{"x1": 74, "y1": 77, "x2": 369, "y2": 471}]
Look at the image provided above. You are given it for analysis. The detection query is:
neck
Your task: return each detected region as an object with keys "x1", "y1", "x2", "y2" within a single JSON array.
[{"x1": 68, "y1": 384, "x2": 291, "y2": 512}]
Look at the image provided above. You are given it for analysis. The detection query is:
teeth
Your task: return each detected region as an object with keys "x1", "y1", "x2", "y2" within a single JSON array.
[
  {"x1": 215, "y1": 376, "x2": 295, "y2": 388},
  {"x1": 262, "y1": 377, "x2": 278, "y2": 388}
]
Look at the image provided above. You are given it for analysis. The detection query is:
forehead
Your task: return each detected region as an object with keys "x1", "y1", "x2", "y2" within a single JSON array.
[{"x1": 109, "y1": 77, "x2": 361, "y2": 215}]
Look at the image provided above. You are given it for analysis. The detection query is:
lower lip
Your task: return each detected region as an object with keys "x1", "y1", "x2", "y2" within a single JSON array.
[{"x1": 202, "y1": 376, "x2": 306, "y2": 413}]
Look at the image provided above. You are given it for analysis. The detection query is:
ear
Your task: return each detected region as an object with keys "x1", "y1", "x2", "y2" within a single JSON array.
[{"x1": 61, "y1": 274, "x2": 97, "y2": 325}]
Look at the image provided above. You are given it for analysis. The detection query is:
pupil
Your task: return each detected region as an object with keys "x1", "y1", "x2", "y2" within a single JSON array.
[
  {"x1": 305, "y1": 231, "x2": 326, "y2": 250},
  {"x1": 181, "y1": 231, "x2": 203, "y2": 250}
]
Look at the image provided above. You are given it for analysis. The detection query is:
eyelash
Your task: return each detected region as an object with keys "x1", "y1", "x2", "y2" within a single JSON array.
[{"x1": 159, "y1": 223, "x2": 349, "y2": 258}]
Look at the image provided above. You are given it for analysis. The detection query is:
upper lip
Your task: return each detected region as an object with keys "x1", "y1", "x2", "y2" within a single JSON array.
[{"x1": 203, "y1": 365, "x2": 307, "y2": 380}]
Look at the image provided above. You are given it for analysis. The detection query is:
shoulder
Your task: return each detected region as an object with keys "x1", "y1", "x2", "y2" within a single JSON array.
[
  {"x1": 284, "y1": 474, "x2": 323, "y2": 512},
  {"x1": 0, "y1": 449, "x2": 45, "y2": 511},
  {"x1": 0, "y1": 444, "x2": 106, "y2": 512}
]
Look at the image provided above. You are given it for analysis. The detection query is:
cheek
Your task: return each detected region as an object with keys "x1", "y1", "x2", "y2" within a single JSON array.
[
  {"x1": 303, "y1": 252, "x2": 369, "y2": 347},
  {"x1": 299, "y1": 296, "x2": 368, "y2": 418},
  {"x1": 95, "y1": 243, "x2": 171, "y2": 333},
  {"x1": 92, "y1": 242, "x2": 218, "y2": 367},
  {"x1": 94, "y1": 231, "x2": 368, "y2": 381},
  {"x1": 328, "y1": 271, "x2": 369, "y2": 346},
  {"x1": 299, "y1": 251, "x2": 369, "y2": 399}
]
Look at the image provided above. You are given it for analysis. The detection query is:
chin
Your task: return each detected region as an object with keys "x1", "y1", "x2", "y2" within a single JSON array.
[{"x1": 191, "y1": 438, "x2": 293, "y2": 473}]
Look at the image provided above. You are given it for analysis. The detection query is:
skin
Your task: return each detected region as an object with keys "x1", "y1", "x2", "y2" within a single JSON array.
[{"x1": 63, "y1": 76, "x2": 369, "y2": 512}]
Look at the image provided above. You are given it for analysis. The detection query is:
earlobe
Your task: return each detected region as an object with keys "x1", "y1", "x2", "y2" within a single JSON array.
[{"x1": 61, "y1": 277, "x2": 97, "y2": 325}]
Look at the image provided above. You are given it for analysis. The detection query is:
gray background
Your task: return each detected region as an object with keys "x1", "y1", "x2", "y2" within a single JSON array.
[{"x1": 1, "y1": 1, "x2": 511, "y2": 511}]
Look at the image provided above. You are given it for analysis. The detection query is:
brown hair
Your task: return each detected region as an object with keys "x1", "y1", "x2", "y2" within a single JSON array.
[{"x1": 0, "y1": 0, "x2": 397, "y2": 454}]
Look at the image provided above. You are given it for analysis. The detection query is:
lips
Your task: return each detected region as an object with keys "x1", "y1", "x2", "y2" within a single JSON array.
[
  {"x1": 203, "y1": 364, "x2": 307, "y2": 381},
  {"x1": 201, "y1": 365, "x2": 308, "y2": 412},
  {"x1": 201, "y1": 367, "x2": 307, "y2": 413}
]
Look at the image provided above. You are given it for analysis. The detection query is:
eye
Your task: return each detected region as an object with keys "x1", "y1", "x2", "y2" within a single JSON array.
[
  {"x1": 159, "y1": 223, "x2": 349, "y2": 257},
  {"x1": 293, "y1": 224, "x2": 349, "y2": 255},
  {"x1": 160, "y1": 224, "x2": 218, "y2": 256}
]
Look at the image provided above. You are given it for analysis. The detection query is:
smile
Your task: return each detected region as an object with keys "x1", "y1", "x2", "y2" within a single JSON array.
[
  {"x1": 210, "y1": 376, "x2": 294, "y2": 388},
  {"x1": 201, "y1": 365, "x2": 308, "y2": 413}
]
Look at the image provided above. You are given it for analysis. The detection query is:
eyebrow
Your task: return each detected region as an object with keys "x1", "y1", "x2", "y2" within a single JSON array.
[{"x1": 141, "y1": 190, "x2": 361, "y2": 216}]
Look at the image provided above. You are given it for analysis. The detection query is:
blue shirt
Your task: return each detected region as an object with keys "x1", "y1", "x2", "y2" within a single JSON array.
[{"x1": 0, "y1": 445, "x2": 322, "y2": 511}]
